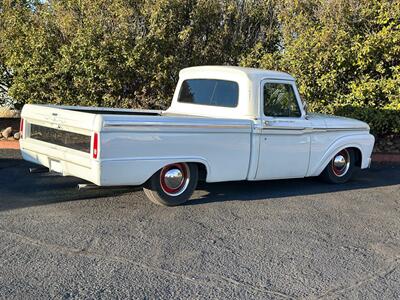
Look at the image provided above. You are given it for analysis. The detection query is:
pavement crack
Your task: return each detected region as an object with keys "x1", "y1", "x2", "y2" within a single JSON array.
[
  {"x1": 203, "y1": 274, "x2": 295, "y2": 299},
  {"x1": 0, "y1": 228, "x2": 294, "y2": 299},
  {"x1": 313, "y1": 257, "x2": 400, "y2": 299}
]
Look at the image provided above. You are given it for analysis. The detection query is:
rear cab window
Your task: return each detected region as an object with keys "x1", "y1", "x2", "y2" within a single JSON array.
[{"x1": 178, "y1": 79, "x2": 239, "y2": 108}]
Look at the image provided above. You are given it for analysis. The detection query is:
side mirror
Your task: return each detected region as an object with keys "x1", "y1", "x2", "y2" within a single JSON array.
[
  {"x1": 303, "y1": 100, "x2": 308, "y2": 112},
  {"x1": 303, "y1": 100, "x2": 310, "y2": 119}
]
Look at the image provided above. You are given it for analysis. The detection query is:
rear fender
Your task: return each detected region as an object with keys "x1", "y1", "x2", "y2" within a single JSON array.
[{"x1": 99, "y1": 156, "x2": 211, "y2": 186}]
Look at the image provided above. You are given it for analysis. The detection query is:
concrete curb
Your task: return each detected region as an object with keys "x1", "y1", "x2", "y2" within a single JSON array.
[
  {"x1": 1, "y1": 140, "x2": 399, "y2": 164},
  {"x1": 372, "y1": 153, "x2": 400, "y2": 164},
  {"x1": 0, "y1": 140, "x2": 20, "y2": 149}
]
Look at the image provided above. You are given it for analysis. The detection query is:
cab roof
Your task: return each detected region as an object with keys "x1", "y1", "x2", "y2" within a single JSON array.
[{"x1": 180, "y1": 65, "x2": 295, "y2": 81}]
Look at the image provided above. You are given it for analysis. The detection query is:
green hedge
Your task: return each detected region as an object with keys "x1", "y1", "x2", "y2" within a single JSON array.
[
  {"x1": 1, "y1": 0, "x2": 399, "y2": 136},
  {"x1": 240, "y1": 0, "x2": 400, "y2": 136},
  {"x1": 334, "y1": 106, "x2": 400, "y2": 136}
]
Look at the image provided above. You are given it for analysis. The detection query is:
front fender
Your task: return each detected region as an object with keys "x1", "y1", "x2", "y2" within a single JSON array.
[{"x1": 308, "y1": 133, "x2": 375, "y2": 177}]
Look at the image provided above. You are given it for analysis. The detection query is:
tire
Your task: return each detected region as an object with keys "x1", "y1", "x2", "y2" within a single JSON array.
[
  {"x1": 320, "y1": 148, "x2": 355, "y2": 184},
  {"x1": 143, "y1": 163, "x2": 198, "y2": 206}
]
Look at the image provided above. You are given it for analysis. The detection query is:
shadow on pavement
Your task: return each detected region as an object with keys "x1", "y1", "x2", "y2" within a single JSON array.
[
  {"x1": 187, "y1": 164, "x2": 400, "y2": 205},
  {"x1": 0, "y1": 157, "x2": 139, "y2": 212},
  {"x1": 1, "y1": 151, "x2": 399, "y2": 211}
]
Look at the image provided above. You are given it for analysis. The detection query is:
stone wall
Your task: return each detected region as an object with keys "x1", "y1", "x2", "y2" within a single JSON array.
[
  {"x1": 0, "y1": 118, "x2": 21, "y2": 141},
  {"x1": 374, "y1": 135, "x2": 400, "y2": 154}
]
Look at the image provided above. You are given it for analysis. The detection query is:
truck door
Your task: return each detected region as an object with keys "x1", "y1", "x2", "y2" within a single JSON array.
[{"x1": 256, "y1": 80, "x2": 311, "y2": 180}]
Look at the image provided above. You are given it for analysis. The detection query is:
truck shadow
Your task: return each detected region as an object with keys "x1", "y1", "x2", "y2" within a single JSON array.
[
  {"x1": 187, "y1": 164, "x2": 400, "y2": 205},
  {"x1": 0, "y1": 158, "x2": 138, "y2": 212},
  {"x1": 1, "y1": 155, "x2": 399, "y2": 211}
]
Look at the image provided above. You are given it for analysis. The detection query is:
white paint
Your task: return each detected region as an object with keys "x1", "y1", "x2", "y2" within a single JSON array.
[{"x1": 20, "y1": 66, "x2": 375, "y2": 187}]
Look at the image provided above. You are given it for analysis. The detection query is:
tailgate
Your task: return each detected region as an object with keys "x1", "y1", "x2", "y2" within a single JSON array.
[{"x1": 20, "y1": 104, "x2": 98, "y2": 175}]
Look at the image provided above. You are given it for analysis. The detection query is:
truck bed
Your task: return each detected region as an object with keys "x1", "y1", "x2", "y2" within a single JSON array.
[{"x1": 20, "y1": 104, "x2": 254, "y2": 186}]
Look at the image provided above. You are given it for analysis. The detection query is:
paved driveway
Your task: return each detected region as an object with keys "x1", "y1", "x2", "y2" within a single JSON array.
[{"x1": 0, "y1": 149, "x2": 399, "y2": 299}]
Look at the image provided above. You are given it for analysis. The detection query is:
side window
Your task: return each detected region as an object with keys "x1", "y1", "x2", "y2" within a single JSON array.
[
  {"x1": 264, "y1": 83, "x2": 301, "y2": 117},
  {"x1": 178, "y1": 79, "x2": 239, "y2": 108}
]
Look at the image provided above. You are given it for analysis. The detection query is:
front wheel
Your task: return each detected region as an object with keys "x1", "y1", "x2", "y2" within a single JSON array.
[
  {"x1": 143, "y1": 163, "x2": 198, "y2": 206},
  {"x1": 320, "y1": 148, "x2": 355, "y2": 184}
]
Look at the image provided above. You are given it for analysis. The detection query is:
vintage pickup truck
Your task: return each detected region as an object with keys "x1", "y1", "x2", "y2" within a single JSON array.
[{"x1": 20, "y1": 66, "x2": 375, "y2": 206}]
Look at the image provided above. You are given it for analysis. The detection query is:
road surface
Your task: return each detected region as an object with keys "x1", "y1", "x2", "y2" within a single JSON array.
[{"x1": 0, "y1": 149, "x2": 399, "y2": 299}]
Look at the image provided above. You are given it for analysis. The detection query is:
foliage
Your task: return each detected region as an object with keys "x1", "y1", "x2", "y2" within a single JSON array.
[
  {"x1": 241, "y1": 0, "x2": 400, "y2": 135},
  {"x1": 0, "y1": 0, "x2": 399, "y2": 135},
  {"x1": 0, "y1": 0, "x2": 14, "y2": 106},
  {"x1": 0, "y1": 0, "x2": 279, "y2": 109}
]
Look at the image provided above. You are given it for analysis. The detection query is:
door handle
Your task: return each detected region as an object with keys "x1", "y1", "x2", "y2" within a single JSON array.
[
  {"x1": 264, "y1": 120, "x2": 280, "y2": 126},
  {"x1": 264, "y1": 120, "x2": 296, "y2": 126},
  {"x1": 264, "y1": 120, "x2": 279, "y2": 125}
]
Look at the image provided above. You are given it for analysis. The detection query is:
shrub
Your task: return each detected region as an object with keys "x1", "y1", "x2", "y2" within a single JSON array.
[
  {"x1": 0, "y1": 0, "x2": 399, "y2": 136},
  {"x1": 241, "y1": 0, "x2": 400, "y2": 135}
]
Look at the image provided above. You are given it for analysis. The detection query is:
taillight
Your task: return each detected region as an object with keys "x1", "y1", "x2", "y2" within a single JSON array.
[
  {"x1": 19, "y1": 118, "x2": 24, "y2": 139},
  {"x1": 93, "y1": 133, "x2": 99, "y2": 159}
]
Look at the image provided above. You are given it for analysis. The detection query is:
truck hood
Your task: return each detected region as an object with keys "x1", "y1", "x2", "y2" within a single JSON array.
[{"x1": 307, "y1": 113, "x2": 370, "y2": 130}]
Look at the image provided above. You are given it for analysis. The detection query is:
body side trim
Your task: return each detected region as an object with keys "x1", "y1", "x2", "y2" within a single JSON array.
[
  {"x1": 103, "y1": 121, "x2": 250, "y2": 130},
  {"x1": 262, "y1": 126, "x2": 368, "y2": 132}
]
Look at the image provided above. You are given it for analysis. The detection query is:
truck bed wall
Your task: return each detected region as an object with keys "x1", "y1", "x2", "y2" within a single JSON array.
[
  {"x1": 98, "y1": 115, "x2": 253, "y2": 185},
  {"x1": 20, "y1": 104, "x2": 254, "y2": 186}
]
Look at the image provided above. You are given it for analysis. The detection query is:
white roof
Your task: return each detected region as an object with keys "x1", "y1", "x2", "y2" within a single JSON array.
[{"x1": 180, "y1": 65, "x2": 295, "y2": 81}]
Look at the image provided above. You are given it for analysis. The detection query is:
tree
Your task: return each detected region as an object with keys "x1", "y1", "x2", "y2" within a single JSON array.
[
  {"x1": 0, "y1": 0, "x2": 280, "y2": 109},
  {"x1": 0, "y1": 0, "x2": 398, "y2": 135},
  {"x1": 241, "y1": 0, "x2": 400, "y2": 135}
]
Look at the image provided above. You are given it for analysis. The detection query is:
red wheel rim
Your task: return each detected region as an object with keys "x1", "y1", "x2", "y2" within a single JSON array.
[
  {"x1": 160, "y1": 163, "x2": 190, "y2": 196},
  {"x1": 331, "y1": 149, "x2": 350, "y2": 177}
]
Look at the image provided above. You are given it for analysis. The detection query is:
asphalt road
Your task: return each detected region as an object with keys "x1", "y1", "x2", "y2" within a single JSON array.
[{"x1": 0, "y1": 149, "x2": 399, "y2": 299}]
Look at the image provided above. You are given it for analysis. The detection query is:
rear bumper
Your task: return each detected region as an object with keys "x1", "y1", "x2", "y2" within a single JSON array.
[
  {"x1": 20, "y1": 147, "x2": 169, "y2": 186},
  {"x1": 20, "y1": 139, "x2": 158, "y2": 186},
  {"x1": 20, "y1": 139, "x2": 101, "y2": 185}
]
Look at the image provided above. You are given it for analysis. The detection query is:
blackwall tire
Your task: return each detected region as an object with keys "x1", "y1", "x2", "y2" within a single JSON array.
[
  {"x1": 143, "y1": 163, "x2": 198, "y2": 206},
  {"x1": 321, "y1": 148, "x2": 355, "y2": 184}
]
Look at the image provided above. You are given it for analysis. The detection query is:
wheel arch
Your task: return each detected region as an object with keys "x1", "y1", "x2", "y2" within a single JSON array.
[
  {"x1": 349, "y1": 147, "x2": 362, "y2": 168},
  {"x1": 308, "y1": 134, "x2": 372, "y2": 177},
  {"x1": 315, "y1": 145, "x2": 363, "y2": 176},
  {"x1": 143, "y1": 157, "x2": 211, "y2": 184}
]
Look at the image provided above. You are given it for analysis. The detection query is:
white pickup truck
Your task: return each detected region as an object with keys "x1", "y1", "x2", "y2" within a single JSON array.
[{"x1": 20, "y1": 66, "x2": 375, "y2": 206}]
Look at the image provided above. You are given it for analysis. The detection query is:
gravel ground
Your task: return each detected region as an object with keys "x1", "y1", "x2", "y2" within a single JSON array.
[{"x1": 0, "y1": 149, "x2": 399, "y2": 299}]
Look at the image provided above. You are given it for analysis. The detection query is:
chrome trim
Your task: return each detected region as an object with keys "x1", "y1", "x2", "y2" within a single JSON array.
[
  {"x1": 163, "y1": 168, "x2": 184, "y2": 190},
  {"x1": 104, "y1": 121, "x2": 367, "y2": 131},
  {"x1": 103, "y1": 121, "x2": 250, "y2": 129},
  {"x1": 263, "y1": 126, "x2": 306, "y2": 131},
  {"x1": 324, "y1": 127, "x2": 369, "y2": 132},
  {"x1": 332, "y1": 149, "x2": 350, "y2": 177},
  {"x1": 333, "y1": 155, "x2": 346, "y2": 168},
  {"x1": 262, "y1": 126, "x2": 368, "y2": 132},
  {"x1": 160, "y1": 164, "x2": 190, "y2": 197}
]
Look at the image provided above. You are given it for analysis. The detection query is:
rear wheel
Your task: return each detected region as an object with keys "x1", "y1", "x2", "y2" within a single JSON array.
[
  {"x1": 321, "y1": 148, "x2": 355, "y2": 183},
  {"x1": 143, "y1": 163, "x2": 198, "y2": 206}
]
